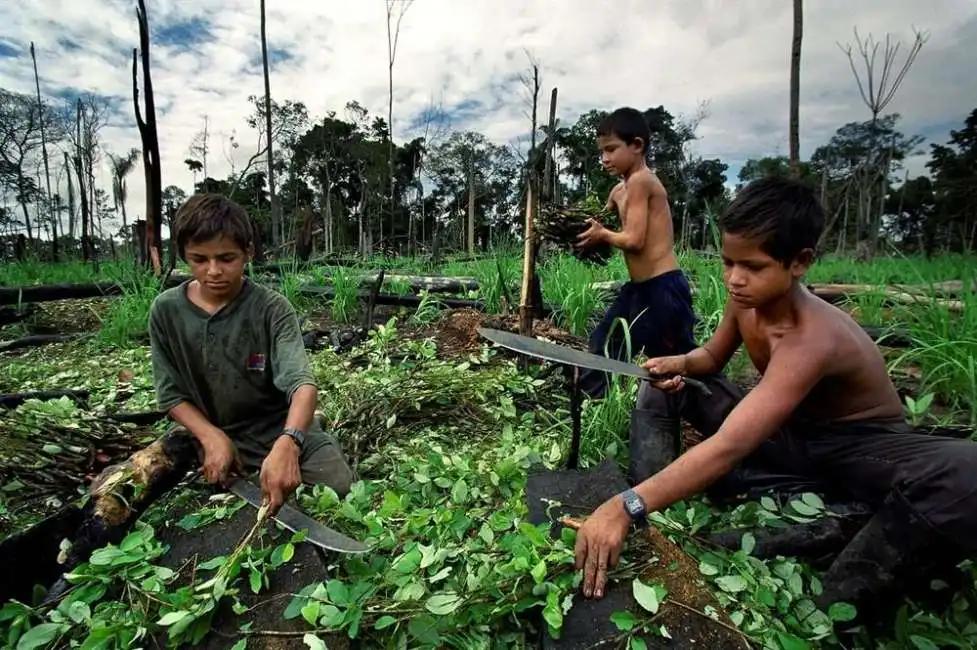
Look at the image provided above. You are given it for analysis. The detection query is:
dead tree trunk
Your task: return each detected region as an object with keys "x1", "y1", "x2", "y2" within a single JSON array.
[
  {"x1": 74, "y1": 101, "x2": 91, "y2": 262},
  {"x1": 260, "y1": 0, "x2": 280, "y2": 249},
  {"x1": 30, "y1": 42, "x2": 57, "y2": 258},
  {"x1": 132, "y1": 0, "x2": 163, "y2": 274},
  {"x1": 63, "y1": 151, "x2": 76, "y2": 240},
  {"x1": 788, "y1": 0, "x2": 803, "y2": 179}
]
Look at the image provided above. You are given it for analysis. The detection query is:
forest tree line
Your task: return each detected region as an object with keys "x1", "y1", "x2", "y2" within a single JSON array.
[{"x1": 1, "y1": 82, "x2": 975, "y2": 263}]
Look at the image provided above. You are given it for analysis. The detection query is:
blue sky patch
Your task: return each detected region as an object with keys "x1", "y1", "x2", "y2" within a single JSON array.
[
  {"x1": 155, "y1": 16, "x2": 214, "y2": 49},
  {"x1": 0, "y1": 41, "x2": 19, "y2": 59}
]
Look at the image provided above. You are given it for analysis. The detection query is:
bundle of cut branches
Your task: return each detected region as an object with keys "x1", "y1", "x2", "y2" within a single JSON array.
[
  {"x1": 322, "y1": 348, "x2": 546, "y2": 470},
  {"x1": 535, "y1": 202, "x2": 621, "y2": 265},
  {"x1": 0, "y1": 399, "x2": 154, "y2": 511}
]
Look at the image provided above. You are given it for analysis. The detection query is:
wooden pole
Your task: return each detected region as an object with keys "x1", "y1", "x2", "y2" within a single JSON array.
[{"x1": 519, "y1": 179, "x2": 537, "y2": 340}]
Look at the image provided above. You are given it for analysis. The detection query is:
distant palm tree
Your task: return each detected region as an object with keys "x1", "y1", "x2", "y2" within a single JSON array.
[{"x1": 108, "y1": 148, "x2": 140, "y2": 230}]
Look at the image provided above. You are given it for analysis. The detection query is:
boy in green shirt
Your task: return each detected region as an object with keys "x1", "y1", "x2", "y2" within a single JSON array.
[{"x1": 149, "y1": 194, "x2": 354, "y2": 514}]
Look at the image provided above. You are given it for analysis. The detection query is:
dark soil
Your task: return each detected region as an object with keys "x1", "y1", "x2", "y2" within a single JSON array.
[
  {"x1": 151, "y1": 488, "x2": 350, "y2": 650},
  {"x1": 525, "y1": 459, "x2": 748, "y2": 649}
]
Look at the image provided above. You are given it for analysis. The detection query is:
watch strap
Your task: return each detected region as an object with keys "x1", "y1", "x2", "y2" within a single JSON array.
[
  {"x1": 621, "y1": 489, "x2": 648, "y2": 528},
  {"x1": 281, "y1": 427, "x2": 305, "y2": 451}
]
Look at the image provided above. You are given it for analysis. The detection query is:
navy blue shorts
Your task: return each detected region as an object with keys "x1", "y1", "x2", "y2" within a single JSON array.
[{"x1": 580, "y1": 269, "x2": 697, "y2": 399}]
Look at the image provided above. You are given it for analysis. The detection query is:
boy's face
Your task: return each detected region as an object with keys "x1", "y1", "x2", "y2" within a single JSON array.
[
  {"x1": 720, "y1": 232, "x2": 811, "y2": 308},
  {"x1": 184, "y1": 235, "x2": 251, "y2": 300},
  {"x1": 597, "y1": 134, "x2": 643, "y2": 176}
]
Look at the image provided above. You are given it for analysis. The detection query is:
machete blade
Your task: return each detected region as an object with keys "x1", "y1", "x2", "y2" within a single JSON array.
[
  {"x1": 228, "y1": 478, "x2": 368, "y2": 554},
  {"x1": 477, "y1": 327, "x2": 711, "y2": 397}
]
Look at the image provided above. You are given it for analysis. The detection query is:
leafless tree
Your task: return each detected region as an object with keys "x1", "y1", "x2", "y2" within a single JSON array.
[
  {"x1": 259, "y1": 0, "x2": 281, "y2": 247},
  {"x1": 788, "y1": 0, "x2": 803, "y2": 179},
  {"x1": 385, "y1": 0, "x2": 415, "y2": 249},
  {"x1": 838, "y1": 26, "x2": 929, "y2": 253}
]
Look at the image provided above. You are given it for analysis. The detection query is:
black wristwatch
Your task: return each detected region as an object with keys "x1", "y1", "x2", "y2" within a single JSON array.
[
  {"x1": 620, "y1": 489, "x2": 648, "y2": 528},
  {"x1": 280, "y1": 427, "x2": 305, "y2": 452}
]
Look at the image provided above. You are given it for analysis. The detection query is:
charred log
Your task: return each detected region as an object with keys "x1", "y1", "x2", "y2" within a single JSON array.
[
  {"x1": 0, "y1": 334, "x2": 77, "y2": 353},
  {"x1": 0, "y1": 389, "x2": 90, "y2": 409},
  {"x1": 42, "y1": 428, "x2": 199, "y2": 603}
]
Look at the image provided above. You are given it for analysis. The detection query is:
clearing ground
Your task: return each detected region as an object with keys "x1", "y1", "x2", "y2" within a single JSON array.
[{"x1": 2, "y1": 251, "x2": 977, "y2": 650}]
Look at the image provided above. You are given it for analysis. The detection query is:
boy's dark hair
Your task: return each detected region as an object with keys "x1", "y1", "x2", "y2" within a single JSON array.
[
  {"x1": 719, "y1": 176, "x2": 824, "y2": 265},
  {"x1": 597, "y1": 107, "x2": 651, "y2": 154},
  {"x1": 174, "y1": 193, "x2": 253, "y2": 259}
]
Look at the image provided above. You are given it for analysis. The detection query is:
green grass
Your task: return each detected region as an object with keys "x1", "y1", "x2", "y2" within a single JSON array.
[{"x1": 5, "y1": 249, "x2": 977, "y2": 422}]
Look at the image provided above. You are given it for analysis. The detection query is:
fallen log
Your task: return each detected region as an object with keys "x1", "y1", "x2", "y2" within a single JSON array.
[
  {"x1": 41, "y1": 428, "x2": 200, "y2": 603},
  {"x1": 0, "y1": 333, "x2": 78, "y2": 352},
  {"x1": 860, "y1": 325, "x2": 913, "y2": 348},
  {"x1": 0, "y1": 304, "x2": 36, "y2": 326},
  {"x1": 0, "y1": 389, "x2": 90, "y2": 409},
  {"x1": 362, "y1": 273, "x2": 479, "y2": 294},
  {"x1": 0, "y1": 276, "x2": 186, "y2": 306},
  {"x1": 809, "y1": 283, "x2": 965, "y2": 313},
  {"x1": 295, "y1": 285, "x2": 496, "y2": 311}
]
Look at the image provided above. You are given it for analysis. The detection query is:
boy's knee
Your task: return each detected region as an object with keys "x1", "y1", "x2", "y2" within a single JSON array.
[
  {"x1": 635, "y1": 381, "x2": 671, "y2": 413},
  {"x1": 301, "y1": 438, "x2": 355, "y2": 498}
]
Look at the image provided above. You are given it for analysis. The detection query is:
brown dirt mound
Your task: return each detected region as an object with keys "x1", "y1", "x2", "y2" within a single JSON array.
[{"x1": 425, "y1": 308, "x2": 586, "y2": 359}]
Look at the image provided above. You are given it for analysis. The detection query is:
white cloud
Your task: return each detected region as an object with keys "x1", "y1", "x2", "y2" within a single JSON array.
[{"x1": 1, "y1": 0, "x2": 974, "y2": 235}]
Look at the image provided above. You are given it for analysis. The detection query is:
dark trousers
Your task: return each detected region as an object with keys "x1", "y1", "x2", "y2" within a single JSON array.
[
  {"x1": 637, "y1": 373, "x2": 977, "y2": 550},
  {"x1": 580, "y1": 270, "x2": 697, "y2": 399}
]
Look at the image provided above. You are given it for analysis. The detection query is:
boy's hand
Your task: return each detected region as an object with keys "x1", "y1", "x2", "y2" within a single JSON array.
[
  {"x1": 260, "y1": 437, "x2": 302, "y2": 515},
  {"x1": 575, "y1": 219, "x2": 607, "y2": 249},
  {"x1": 574, "y1": 496, "x2": 630, "y2": 599},
  {"x1": 643, "y1": 355, "x2": 688, "y2": 392},
  {"x1": 200, "y1": 429, "x2": 242, "y2": 486}
]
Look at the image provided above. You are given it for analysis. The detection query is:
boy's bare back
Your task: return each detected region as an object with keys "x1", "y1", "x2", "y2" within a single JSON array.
[
  {"x1": 716, "y1": 289, "x2": 904, "y2": 424},
  {"x1": 607, "y1": 169, "x2": 679, "y2": 282}
]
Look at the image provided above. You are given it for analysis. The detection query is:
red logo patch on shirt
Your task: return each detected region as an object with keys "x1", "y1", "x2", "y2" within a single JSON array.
[{"x1": 247, "y1": 353, "x2": 266, "y2": 372}]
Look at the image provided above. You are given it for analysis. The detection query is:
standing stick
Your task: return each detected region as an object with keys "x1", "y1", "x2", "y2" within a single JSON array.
[{"x1": 519, "y1": 179, "x2": 537, "y2": 340}]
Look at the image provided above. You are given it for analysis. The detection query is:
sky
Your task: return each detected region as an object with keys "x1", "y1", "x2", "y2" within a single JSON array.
[{"x1": 1, "y1": 0, "x2": 975, "y2": 234}]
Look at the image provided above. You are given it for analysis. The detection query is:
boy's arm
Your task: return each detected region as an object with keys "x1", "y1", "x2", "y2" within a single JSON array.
[
  {"x1": 686, "y1": 301, "x2": 743, "y2": 376},
  {"x1": 600, "y1": 175, "x2": 659, "y2": 253},
  {"x1": 635, "y1": 337, "x2": 829, "y2": 512},
  {"x1": 268, "y1": 296, "x2": 318, "y2": 434},
  {"x1": 648, "y1": 300, "x2": 742, "y2": 381}
]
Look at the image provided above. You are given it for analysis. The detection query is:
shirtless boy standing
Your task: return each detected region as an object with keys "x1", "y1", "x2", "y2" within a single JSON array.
[
  {"x1": 575, "y1": 107, "x2": 697, "y2": 482},
  {"x1": 572, "y1": 177, "x2": 977, "y2": 626}
]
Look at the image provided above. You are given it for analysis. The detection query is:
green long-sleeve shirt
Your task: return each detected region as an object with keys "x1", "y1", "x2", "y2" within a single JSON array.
[{"x1": 148, "y1": 278, "x2": 316, "y2": 457}]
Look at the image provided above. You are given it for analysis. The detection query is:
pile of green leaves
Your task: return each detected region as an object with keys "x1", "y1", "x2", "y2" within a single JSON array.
[
  {"x1": 4, "y1": 317, "x2": 977, "y2": 650},
  {"x1": 312, "y1": 319, "x2": 556, "y2": 467}
]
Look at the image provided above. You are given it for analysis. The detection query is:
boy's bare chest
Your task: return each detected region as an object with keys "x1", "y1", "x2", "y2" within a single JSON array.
[{"x1": 737, "y1": 314, "x2": 784, "y2": 375}]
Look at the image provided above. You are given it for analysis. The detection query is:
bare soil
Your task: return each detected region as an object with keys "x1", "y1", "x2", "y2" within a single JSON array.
[{"x1": 151, "y1": 489, "x2": 350, "y2": 650}]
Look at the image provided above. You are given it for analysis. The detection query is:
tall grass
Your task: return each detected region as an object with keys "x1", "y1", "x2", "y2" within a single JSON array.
[{"x1": 8, "y1": 250, "x2": 977, "y2": 422}]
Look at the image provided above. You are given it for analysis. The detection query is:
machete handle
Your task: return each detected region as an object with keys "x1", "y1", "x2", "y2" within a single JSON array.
[{"x1": 644, "y1": 373, "x2": 713, "y2": 398}]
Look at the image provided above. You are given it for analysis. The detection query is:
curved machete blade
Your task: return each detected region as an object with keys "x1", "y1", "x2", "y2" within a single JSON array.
[
  {"x1": 229, "y1": 478, "x2": 368, "y2": 554},
  {"x1": 477, "y1": 327, "x2": 711, "y2": 397}
]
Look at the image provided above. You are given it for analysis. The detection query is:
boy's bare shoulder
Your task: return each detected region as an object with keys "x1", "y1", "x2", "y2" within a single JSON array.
[{"x1": 781, "y1": 296, "x2": 869, "y2": 369}]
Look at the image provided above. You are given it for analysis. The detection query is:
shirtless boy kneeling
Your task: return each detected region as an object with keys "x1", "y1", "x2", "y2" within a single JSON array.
[
  {"x1": 575, "y1": 107, "x2": 697, "y2": 483},
  {"x1": 572, "y1": 177, "x2": 977, "y2": 626}
]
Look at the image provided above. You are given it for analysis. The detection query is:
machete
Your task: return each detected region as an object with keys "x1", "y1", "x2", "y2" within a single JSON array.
[
  {"x1": 228, "y1": 478, "x2": 368, "y2": 554},
  {"x1": 477, "y1": 327, "x2": 712, "y2": 397}
]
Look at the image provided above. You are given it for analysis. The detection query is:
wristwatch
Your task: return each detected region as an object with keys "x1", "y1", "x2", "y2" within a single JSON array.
[
  {"x1": 620, "y1": 489, "x2": 648, "y2": 528},
  {"x1": 280, "y1": 427, "x2": 305, "y2": 452}
]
